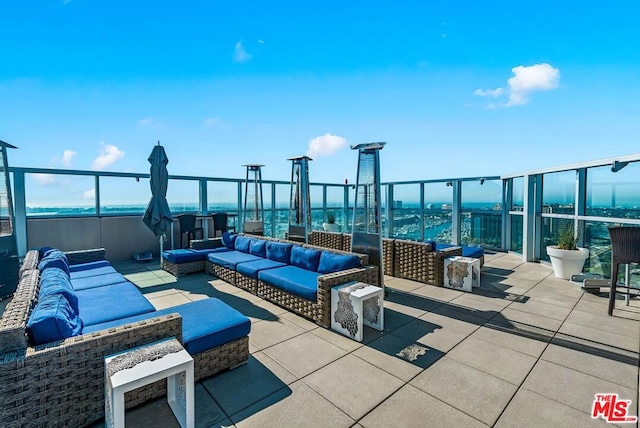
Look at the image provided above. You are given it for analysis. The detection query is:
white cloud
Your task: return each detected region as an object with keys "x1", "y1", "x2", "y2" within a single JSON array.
[
  {"x1": 306, "y1": 134, "x2": 347, "y2": 158},
  {"x1": 203, "y1": 116, "x2": 220, "y2": 126},
  {"x1": 474, "y1": 63, "x2": 560, "y2": 107},
  {"x1": 258, "y1": 39, "x2": 265, "y2": 44},
  {"x1": 61, "y1": 149, "x2": 77, "y2": 167},
  {"x1": 92, "y1": 143, "x2": 124, "y2": 170},
  {"x1": 32, "y1": 174, "x2": 56, "y2": 185},
  {"x1": 137, "y1": 117, "x2": 156, "y2": 127},
  {"x1": 233, "y1": 41, "x2": 251, "y2": 63},
  {"x1": 83, "y1": 188, "x2": 95, "y2": 200}
]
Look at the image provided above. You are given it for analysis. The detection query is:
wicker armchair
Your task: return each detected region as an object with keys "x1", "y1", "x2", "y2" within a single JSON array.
[
  {"x1": 0, "y1": 248, "x2": 248, "y2": 427},
  {"x1": 394, "y1": 240, "x2": 462, "y2": 286}
]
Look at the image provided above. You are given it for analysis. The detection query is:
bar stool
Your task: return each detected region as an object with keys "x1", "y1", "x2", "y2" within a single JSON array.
[
  {"x1": 177, "y1": 214, "x2": 203, "y2": 248},
  {"x1": 211, "y1": 212, "x2": 234, "y2": 237},
  {"x1": 607, "y1": 226, "x2": 640, "y2": 316}
]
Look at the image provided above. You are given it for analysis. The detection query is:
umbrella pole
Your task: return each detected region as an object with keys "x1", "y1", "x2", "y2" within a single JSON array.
[{"x1": 159, "y1": 234, "x2": 164, "y2": 255}]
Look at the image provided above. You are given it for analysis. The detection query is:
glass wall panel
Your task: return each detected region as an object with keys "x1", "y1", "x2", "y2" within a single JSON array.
[
  {"x1": 461, "y1": 179, "x2": 502, "y2": 249},
  {"x1": 510, "y1": 214, "x2": 523, "y2": 253},
  {"x1": 272, "y1": 183, "x2": 289, "y2": 238},
  {"x1": 540, "y1": 217, "x2": 574, "y2": 262},
  {"x1": 392, "y1": 184, "x2": 420, "y2": 240},
  {"x1": 208, "y1": 181, "x2": 239, "y2": 214},
  {"x1": 309, "y1": 184, "x2": 324, "y2": 231},
  {"x1": 542, "y1": 171, "x2": 575, "y2": 215},
  {"x1": 25, "y1": 173, "x2": 96, "y2": 216},
  {"x1": 100, "y1": 176, "x2": 150, "y2": 214},
  {"x1": 166, "y1": 179, "x2": 199, "y2": 214},
  {"x1": 423, "y1": 182, "x2": 452, "y2": 243},
  {"x1": 512, "y1": 177, "x2": 524, "y2": 211},
  {"x1": 586, "y1": 164, "x2": 640, "y2": 219},
  {"x1": 326, "y1": 185, "x2": 346, "y2": 231}
]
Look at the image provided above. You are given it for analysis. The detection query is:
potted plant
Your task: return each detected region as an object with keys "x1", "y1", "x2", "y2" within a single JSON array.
[
  {"x1": 546, "y1": 223, "x2": 589, "y2": 279},
  {"x1": 323, "y1": 211, "x2": 340, "y2": 232}
]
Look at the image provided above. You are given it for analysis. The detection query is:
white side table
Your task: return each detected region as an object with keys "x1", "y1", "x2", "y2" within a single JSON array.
[
  {"x1": 331, "y1": 281, "x2": 384, "y2": 342},
  {"x1": 444, "y1": 256, "x2": 481, "y2": 292},
  {"x1": 105, "y1": 338, "x2": 194, "y2": 428}
]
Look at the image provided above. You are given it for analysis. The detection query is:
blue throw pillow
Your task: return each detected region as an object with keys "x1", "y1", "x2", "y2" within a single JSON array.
[
  {"x1": 39, "y1": 267, "x2": 78, "y2": 313},
  {"x1": 26, "y1": 294, "x2": 83, "y2": 345},
  {"x1": 38, "y1": 251, "x2": 70, "y2": 275},
  {"x1": 249, "y1": 239, "x2": 267, "y2": 258},
  {"x1": 266, "y1": 242, "x2": 293, "y2": 263},
  {"x1": 222, "y1": 232, "x2": 238, "y2": 249},
  {"x1": 234, "y1": 236, "x2": 252, "y2": 253},
  {"x1": 38, "y1": 246, "x2": 55, "y2": 259},
  {"x1": 290, "y1": 246, "x2": 322, "y2": 271},
  {"x1": 317, "y1": 252, "x2": 361, "y2": 274}
]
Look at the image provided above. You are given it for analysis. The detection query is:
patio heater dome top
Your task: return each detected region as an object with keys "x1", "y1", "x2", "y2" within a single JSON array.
[
  {"x1": 350, "y1": 142, "x2": 386, "y2": 151},
  {"x1": 242, "y1": 164, "x2": 265, "y2": 168},
  {"x1": 287, "y1": 155, "x2": 313, "y2": 161},
  {"x1": 0, "y1": 140, "x2": 18, "y2": 149}
]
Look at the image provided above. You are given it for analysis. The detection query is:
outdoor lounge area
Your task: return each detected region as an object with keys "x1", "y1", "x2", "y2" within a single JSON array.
[{"x1": 2, "y1": 250, "x2": 637, "y2": 427}]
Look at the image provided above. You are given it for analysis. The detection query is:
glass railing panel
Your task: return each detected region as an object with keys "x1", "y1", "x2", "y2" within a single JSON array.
[
  {"x1": 423, "y1": 182, "x2": 452, "y2": 243},
  {"x1": 207, "y1": 181, "x2": 239, "y2": 215},
  {"x1": 586, "y1": 164, "x2": 640, "y2": 219},
  {"x1": 100, "y1": 176, "x2": 150, "y2": 215},
  {"x1": 512, "y1": 177, "x2": 524, "y2": 211},
  {"x1": 510, "y1": 214, "x2": 523, "y2": 253},
  {"x1": 326, "y1": 185, "x2": 346, "y2": 231},
  {"x1": 272, "y1": 208, "x2": 289, "y2": 238},
  {"x1": 542, "y1": 170, "x2": 576, "y2": 215},
  {"x1": 391, "y1": 184, "x2": 420, "y2": 240},
  {"x1": 462, "y1": 179, "x2": 502, "y2": 249},
  {"x1": 166, "y1": 178, "x2": 199, "y2": 214},
  {"x1": 25, "y1": 173, "x2": 96, "y2": 216},
  {"x1": 540, "y1": 217, "x2": 575, "y2": 262}
]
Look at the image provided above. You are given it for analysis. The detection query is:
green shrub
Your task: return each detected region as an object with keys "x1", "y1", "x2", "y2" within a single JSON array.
[{"x1": 557, "y1": 224, "x2": 579, "y2": 250}]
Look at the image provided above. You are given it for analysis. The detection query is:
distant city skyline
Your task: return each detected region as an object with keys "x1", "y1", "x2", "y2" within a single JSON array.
[{"x1": 2, "y1": 1, "x2": 640, "y2": 186}]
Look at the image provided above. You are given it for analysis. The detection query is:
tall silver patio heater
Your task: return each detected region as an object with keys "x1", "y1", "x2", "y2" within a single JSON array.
[
  {"x1": 287, "y1": 156, "x2": 312, "y2": 243},
  {"x1": 0, "y1": 140, "x2": 19, "y2": 300},
  {"x1": 242, "y1": 164, "x2": 265, "y2": 235},
  {"x1": 351, "y1": 142, "x2": 385, "y2": 290}
]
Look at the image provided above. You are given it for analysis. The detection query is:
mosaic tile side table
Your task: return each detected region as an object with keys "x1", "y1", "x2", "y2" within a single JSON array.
[
  {"x1": 331, "y1": 281, "x2": 384, "y2": 342},
  {"x1": 444, "y1": 256, "x2": 481, "y2": 292},
  {"x1": 104, "y1": 337, "x2": 194, "y2": 428}
]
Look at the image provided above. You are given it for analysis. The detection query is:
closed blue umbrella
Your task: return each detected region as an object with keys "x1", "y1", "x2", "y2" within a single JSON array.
[{"x1": 142, "y1": 143, "x2": 172, "y2": 253}]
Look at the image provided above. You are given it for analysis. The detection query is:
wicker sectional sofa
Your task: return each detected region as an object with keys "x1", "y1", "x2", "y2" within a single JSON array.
[
  {"x1": 193, "y1": 233, "x2": 379, "y2": 328},
  {"x1": 0, "y1": 248, "x2": 250, "y2": 427}
]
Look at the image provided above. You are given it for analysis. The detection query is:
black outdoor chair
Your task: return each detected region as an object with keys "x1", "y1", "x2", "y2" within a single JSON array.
[
  {"x1": 177, "y1": 213, "x2": 203, "y2": 248},
  {"x1": 211, "y1": 212, "x2": 233, "y2": 237},
  {"x1": 607, "y1": 226, "x2": 640, "y2": 316}
]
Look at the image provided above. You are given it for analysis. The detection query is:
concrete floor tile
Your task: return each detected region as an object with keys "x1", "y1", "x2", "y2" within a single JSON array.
[
  {"x1": 385, "y1": 277, "x2": 424, "y2": 293},
  {"x1": 303, "y1": 354, "x2": 404, "y2": 420},
  {"x1": 410, "y1": 357, "x2": 518, "y2": 426},
  {"x1": 447, "y1": 336, "x2": 538, "y2": 385},
  {"x1": 470, "y1": 325, "x2": 549, "y2": 358},
  {"x1": 310, "y1": 327, "x2": 364, "y2": 353},
  {"x1": 450, "y1": 292, "x2": 513, "y2": 314},
  {"x1": 231, "y1": 381, "x2": 355, "y2": 428},
  {"x1": 263, "y1": 332, "x2": 346, "y2": 378},
  {"x1": 495, "y1": 389, "x2": 610, "y2": 428},
  {"x1": 360, "y1": 384, "x2": 488, "y2": 428},
  {"x1": 202, "y1": 351, "x2": 297, "y2": 417},
  {"x1": 492, "y1": 307, "x2": 563, "y2": 333},
  {"x1": 508, "y1": 298, "x2": 574, "y2": 321},
  {"x1": 410, "y1": 284, "x2": 464, "y2": 303},
  {"x1": 522, "y1": 360, "x2": 637, "y2": 416},
  {"x1": 559, "y1": 322, "x2": 639, "y2": 353},
  {"x1": 148, "y1": 292, "x2": 192, "y2": 310},
  {"x1": 353, "y1": 334, "x2": 436, "y2": 381},
  {"x1": 523, "y1": 290, "x2": 580, "y2": 308},
  {"x1": 565, "y1": 309, "x2": 640, "y2": 339},
  {"x1": 278, "y1": 311, "x2": 319, "y2": 331},
  {"x1": 249, "y1": 317, "x2": 306, "y2": 350}
]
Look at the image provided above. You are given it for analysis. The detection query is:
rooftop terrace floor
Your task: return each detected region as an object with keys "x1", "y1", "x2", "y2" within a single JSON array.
[{"x1": 74, "y1": 253, "x2": 640, "y2": 427}]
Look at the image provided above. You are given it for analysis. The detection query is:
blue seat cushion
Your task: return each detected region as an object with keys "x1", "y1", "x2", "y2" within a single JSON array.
[
  {"x1": 290, "y1": 246, "x2": 322, "y2": 271},
  {"x1": 265, "y1": 241, "x2": 293, "y2": 263},
  {"x1": 317, "y1": 251, "x2": 361, "y2": 274},
  {"x1": 82, "y1": 298, "x2": 251, "y2": 355},
  {"x1": 69, "y1": 265, "x2": 118, "y2": 280},
  {"x1": 162, "y1": 249, "x2": 204, "y2": 264},
  {"x1": 463, "y1": 246, "x2": 484, "y2": 258},
  {"x1": 39, "y1": 267, "x2": 79, "y2": 313},
  {"x1": 76, "y1": 281, "x2": 155, "y2": 326},
  {"x1": 70, "y1": 272, "x2": 129, "y2": 291},
  {"x1": 236, "y1": 259, "x2": 287, "y2": 279},
  {"x1": 69, "y1": 260, "x2": 112, "y2": 273},
  {"x1": 207, "y1": 250, "x2": 262, "y2": 270},
  {"x1": 234, "y1": 236, "x2": 252, "y2": 253},
  {"x1": 249, "y1": 239, "x2": 267, "y2": 258},
  {"x1": 27, "y1": 294, "x2": 82, "y2": 345},
  {"x1": 258, "y1": 266, "x2": 320, "y2": 301},
  {"x1": 435, "y1": 243, "x2": 454, "y2": 251},
  {"x1": 222, "y1": 232, "x2": 238, "y2": 249}
]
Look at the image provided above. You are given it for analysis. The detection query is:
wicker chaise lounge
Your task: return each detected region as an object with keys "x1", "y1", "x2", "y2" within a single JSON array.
[{"x1": 0, "y1": 248, "x2": 249, "y2": 427}]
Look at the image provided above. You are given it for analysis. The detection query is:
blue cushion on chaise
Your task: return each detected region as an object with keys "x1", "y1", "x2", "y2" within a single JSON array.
[
  {"x1": 258, "y1": 265, "x2": 321, "y2": 301},
  {"x1": 68, "y1": 260, "x2": 112, "y2": 273},
  {"x1": 75, "y1": 281, "x2": 155, "y2": 326},
  {"x1": 236, "y1": 259, "x2": 287, "y2": 279},
  {"x1": 70, "y1": 272, "x2": 129, "y2": 291},
  {"x1": 207, "y1": 251, "x2": 262, "y2": 270},
  {"x1": 162, "y1": 249, "x2": 204, "y2": 264},
  {"x1": 83, "y1": 298, "x2": 251, "y2": 355},
  {"x1": 69, "y1": 265, "x2": 118, "y2": 280}
]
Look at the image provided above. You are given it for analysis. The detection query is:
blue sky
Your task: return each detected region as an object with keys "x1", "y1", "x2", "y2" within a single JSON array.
[{"x1": 2, "y1": 0, "x2": 640, "y2": 188}]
